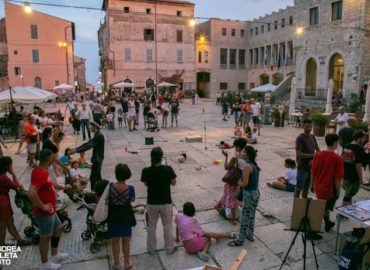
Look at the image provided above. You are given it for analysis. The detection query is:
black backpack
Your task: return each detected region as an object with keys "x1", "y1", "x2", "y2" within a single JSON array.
[{"x1": 339, "y1": 240, "x2": 369, "y2": 270}]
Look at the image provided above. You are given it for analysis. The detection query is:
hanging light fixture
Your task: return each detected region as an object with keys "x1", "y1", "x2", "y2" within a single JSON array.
[{"x1": 24, "y1": 2, "x2": 32, "y2": 13}]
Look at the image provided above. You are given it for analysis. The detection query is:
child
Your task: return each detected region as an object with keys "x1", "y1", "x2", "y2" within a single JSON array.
[
  {"x1": 267, "y1": 159, "x2": 297, "y2": 192},
  {"x1": 107, "y1": 111, "x2": 114, "y2": 130},
  {"x1": 77, "y1": 152, "x2": 90, "y2": 168},
  {"x1": 175, "y1": 202, "x2": 236, "y2": 262},
  {"x1": 234, "y1": 127, "x2": 242, "y2": 138},
  {"x1": 70, "y1": 161, "x2": 88, "y2": 192},
  {"x1": 218, "y1": 141, "x2": 232, "y2": 149},
  {"x1": 245, "y1": 126, "x2": 252, "y2": 138},
  {"x1": 157, "y1": 106, "x2": 169, "y2": 128},
  {"x1": 247, "y1": 127, "x2": 258, "y2": 144},
  {"x1": 117, "y1": 109, "x2": 123, "y2": 128},
  {"x1": 60, "y1": 148, "x2": 72, "y2": 166}
]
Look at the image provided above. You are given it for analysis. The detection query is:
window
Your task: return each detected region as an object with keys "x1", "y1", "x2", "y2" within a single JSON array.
[
  {"x1": 239, "y1": 49, "x2": 245, "y2": 69},
  {"x1": 289, "y1": 16, "x2": 293, "y2": 25},
  {"x1": 230, "y1": 49, "x2": 236, "y2": 69},
  {"x1": 198, "y1": 51, "x2": 202, "y2": 63},
  {"x1": 144, "y1": 29, "x2": 154, "y2": 41},
  {"x1": 124, "y1": 7, "x2": 129, "y2": 13},
  {"x1": 281, "y1": 18, "x2": 285, "y2": 28},
  {"x1": 310, "y1": 7, "x2": 319, "y2": 25},
  {"x1": 14, "y1": 50, "x2": 18, "y2": 55},
  {"x1": 250, "y1": 29, "x2": 253, "y2": 36},
  {"x1": 261, "y1": 25, "x2": 264, "y2": 34},
  {"x1": 238, "y1": 83, "x2": 245, "y2": 91},
  {"x1": 220, "y1": 82, "x2": 228, "y2": 90},
  {"x1": 204, "y1": 51, "x2": 209, "y2": 63},
  {"x1": 255, "y1": 27, "x2": 258, "y2": 35},
  {"x1": 241, "y1": 29, "x2": 245, "y2": 37},
  {"x1": 55, "y1": 80, "x2": 60, "y2": 86},
  {"x1": 222, "y1": 28, "x2": 227, "y2": 36},
  {"x1": 249, "y1": 49, "x2": 253, "y2": 66},
  {"x1": 306, "y1": 58, "x2": 317, "y2": 96},
  {"x1": 34, "y1": 77, "x2": 42, "y2": 88},
  {"x1": 267, "y1": 23, "x2": 271, "y2": 32},
  {"x1": 177, "y1": 49, "x2": 183, "y2": 63},
  {"x1": 176, "y1": 10, "x2": 182, "y2": 16},
  {"x1": 220, "y1": 48, "x2": 227, "y2": 69},
  {"x1": 177, "y1": 30, "x2": 183, "y2": 42},
  {"x1": 32, "y1": 49, "x2": 39, "y2": 63},
  {"x1": 231, "y1": 29, "x2": 236, "y2": 37},
  {"x1": 124, "y1": 48, "x2": 131, "y2": 62},
  {"x1": 31, "y1": 25, "x2": 38, "y2": 39},
  {"x1": 146, "y1": 49, "x2": 153, "y2": 62},
  {"x1": 274, "y1": 21, "x2": 278, "y2": 30},
  {"x1": 146, "y1": 8, "x2": 151, "y2": 14},
  {"x1": 14, "y1": 67, "x2": 21, "y2": 76},
  {"x1": 332, "y1": 1, "x2": 342, "y2": 21}
]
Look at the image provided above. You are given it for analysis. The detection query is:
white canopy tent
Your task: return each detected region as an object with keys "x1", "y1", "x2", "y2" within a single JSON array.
[
  {"x1": 157, "y1": 82, "x2": 177, "y2": 87},
  {"x1": 53, "y1": 83, "x2": 74, "y2": 91},
  {"x1": 251, "y1": 83, "x2": 277, "y2": 93},
  {"x1": 113, "y1": 81, "x2": 136, "y2": 88},
  {"x1": 0, "y1": 86, "x2": 57, "y2": 104}
]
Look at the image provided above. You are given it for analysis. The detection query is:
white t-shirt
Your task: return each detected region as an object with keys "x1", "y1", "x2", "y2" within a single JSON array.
[
  {"x1": 284, "y1": 168, "x2": 297, "y2": 186},
  {"x1": 237, "y1": 158, "x2": 247, "y2": 170},
  {"x1": 70, "y1": 168, "x2": 78, "y2": 178},
  {"x1": 251, "y1": 103, "x2": 261, "y2": 116},
  {"x1": 335, "y1": 112, "x2": 349, "y2": 134},
  {"x1": 128, "y1": 100, "x2": 136, "y2": 117},
  {"x1": 66, "y1": 101, "x2": 75, "y2": 112},
  {"x1": 252, "y1": 132, "x2": 258, "y2": 142},
  {"x1": 107, "y1": 113, "x2": 114, "y2": 121}
]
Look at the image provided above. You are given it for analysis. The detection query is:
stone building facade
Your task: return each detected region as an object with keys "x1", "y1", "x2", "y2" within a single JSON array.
[
  {"x1": 195, "y1": 19, "x2": 248, "y2": 98},
  {"x1": 99, "y1": 0, "x2": 196, "y2": 93}
]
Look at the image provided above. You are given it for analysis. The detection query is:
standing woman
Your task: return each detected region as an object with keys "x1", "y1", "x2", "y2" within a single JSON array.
[
  {"x1": 228, "y1": 146, "x2": 260, "y2": 245},
  {"x1": 107, "y1": 164, "x2": 136, "y2": 270},
  {"x1": 0, "y1": 156, "x2": 31, "y2": 246}
]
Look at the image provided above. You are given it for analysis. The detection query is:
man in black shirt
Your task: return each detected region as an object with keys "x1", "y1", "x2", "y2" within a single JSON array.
[
  {"x1": 339, "y1": 117, "x2": 357, "y2": 148},
  {"x1": 141, "y1": 147, "x2": 176, "y2": 255},
  {"x1": 169, "y1": 97, "x2": 180, "y2": 127},
  {"x1": 71, "y1": 121, "x2": 105, "y2": 191}
]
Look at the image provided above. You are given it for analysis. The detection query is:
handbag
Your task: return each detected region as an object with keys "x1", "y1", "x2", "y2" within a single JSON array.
[
  {"x1": 222, "y1": 157, "x2": 242, "y2": 186},
  {"x1": 93, "y1": 183, "x2": 110, "y2": 223}
]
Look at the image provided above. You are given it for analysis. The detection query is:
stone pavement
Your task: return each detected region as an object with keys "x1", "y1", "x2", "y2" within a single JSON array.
[{"x1": 2, "y1": 99, "x2": 370, "y2": 270}]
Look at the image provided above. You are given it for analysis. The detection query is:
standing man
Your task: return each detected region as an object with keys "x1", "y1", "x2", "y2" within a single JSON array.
[
  {"x1": 121, "y1": 94, "x2": 129, "y2": 128},
  {"x1": 311, "y1": 134, "x2": 344, "y2": 234},
  {"x1": 295, "y1": 119, "x2": 321, "y2": 199},
  {"x1": 341, "y1": 130, "x2": 367, "y2": 206},
  {"x1": 134, "y1": 95, "x2": 140, "y2": 126},
  {"x1": 71, "y1": 121, "x2": 105, "y2": 191},
  {"x1": 169, "y1": 97, "x2": 180, "y2": 127},
  {"x1": 251, "y1": 99, "x2": 262, "y2": 135},
  {"x1": 334, "y1": 106, "x2": 349, "y2": 134},
  {"x1": 339, "y1": 117, "x2": 357, "y2": 148},
  {"x1": 78, "y1": 103, "x2": 92, "y2": 141},
  {"x1": 232, "y1": 94, "x2": 243, "y2": 127},
  {"x1": 221, "y1": 93, "x2": 228, "y2": 121},
  {"x1": 28, "y1": 149, "x2": 69, "y2": 270},
  {"x1": 141, "y1": 147, "x2": 177, "y2": 255},
  {"x1": 24, "y1": 114, "x2": 39, "y2": 167}
]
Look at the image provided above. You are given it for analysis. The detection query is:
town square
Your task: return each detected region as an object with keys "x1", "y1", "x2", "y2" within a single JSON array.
[{"x1": 1, "y1": 1, "x2": 370, "y2": 270}]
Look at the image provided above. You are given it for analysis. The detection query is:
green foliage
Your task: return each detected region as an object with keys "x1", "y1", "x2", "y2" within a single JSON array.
[
  {"x1": 348, "y1": 93, "x2": 361, "y2": 113},
  {"x1": 354, "y1": 122, "x2": 369, "y2": 132},
  {"x1": 310, "y1": 113, "x2": 330, "y2": 125}
]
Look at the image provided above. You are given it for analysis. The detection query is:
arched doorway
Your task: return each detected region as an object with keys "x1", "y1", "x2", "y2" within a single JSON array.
[
  {"x1": 305, "y1": 58, "x2": 317, "y2": 96},
  {"x1": 272, "y1": 73, "x2": 283, "y2": 85},
  {"x1": 146, "y1": 78, "x2": 154, "y2": 91},
  {"x1": 123, "y1": 78, "x2": 133, "y2": 94},
  {"x1": 34, "y1": 76, "x2": 42, "y2": 88},
  {"x1": 329, "y1": 53, "x2": 344, "y2": 93},
  {"x1": 260, "y1": 74, "x2": 269, "y2": 85}
]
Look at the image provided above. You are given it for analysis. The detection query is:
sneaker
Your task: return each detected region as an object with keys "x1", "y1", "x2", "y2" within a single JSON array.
[
  {"x1": 40, "y1": 261, "x2": 61, "y2": 270},
  {"x1": 306, "y1": 232, "x2": 323, "y2": 240},
  {"x1": 325, "y1": 220, "x2": 335, "y2": 232},
  {"x1": 49, "y1": 252, "x2": 69, "y2": 263},
  {"x1": 196, "y1": 251, "x2": 210, "y2": 262}
]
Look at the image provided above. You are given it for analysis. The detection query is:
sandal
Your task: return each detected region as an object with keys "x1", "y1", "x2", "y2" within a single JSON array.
[
  {"x1": 17, "y1": 239, "x2": 32, "y2": 246},
  {"x1": 227, "y1": 240, "x2": 243, "y2": 247},
  {"x1": 229, "y1": 232, "x2": 237, "y2": 239},
  {"x1": 124, "y1": 261, "x2": 133, "y2": 270}
]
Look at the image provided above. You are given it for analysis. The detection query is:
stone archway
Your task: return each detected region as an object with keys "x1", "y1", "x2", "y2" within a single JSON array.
[
  {"x1": 329, "y1": 53, "x2": 344, "y2": 93},
  {"x1": 124, "y1": 78, "x2": 133, "y2": 94},
  {"x1": 305, "y1": 58, "x2": 317, "y2": 96}
]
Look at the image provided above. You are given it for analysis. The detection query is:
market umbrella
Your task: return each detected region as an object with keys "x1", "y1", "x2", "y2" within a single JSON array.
[
  {"x1": 53, "y1": 83, "x2": 74, "y2": 91},
  {"x1": 157, "y1": 81, "x2": 177, "y2": 87},
  {"x1": 289, "y1": 77, "x2": 297, "y2": 115},
  {"x1": 0, "y1": 86, "x2": 57, "y2": 104},
  {"x1": 113, "y1": 81, "x2": 135, "y2": 88},
  {"x1": 251, "y1": 83, "x2": 277, "y2": 93},
  {"x1": 325, "y1": 79, "x2": 334, "y2": 114}
]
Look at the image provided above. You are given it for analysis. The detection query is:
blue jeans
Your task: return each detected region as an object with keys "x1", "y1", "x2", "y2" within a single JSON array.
[
  {"x1": 80, "y1": 119, "x2": 91, "y2": 140},
  {"x1": 295, "y1": 170, "x2": 311, "y2": 191}
]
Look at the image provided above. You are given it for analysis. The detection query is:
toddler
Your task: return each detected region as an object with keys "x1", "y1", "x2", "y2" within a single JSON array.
[
  {"x1": 117, "y1": 109, "x2": 123, "y2": 128},
  {"x1": 70, "y1": 161, "x2": 88, "y2": 193},
  {"x1": 77, "y1": 152, "x2": 90, "y2": 168},
  {"x1": 60, "y1": 148, "x2": 73, "y2": 166},
  {"x1": 267, "y1": 159, "x2": 297, "y2": 192},
  {"x1": 234, "y1": 127, "x2": 242, "y2": 138},
  {"x1": 247, "y1": 127, "x2": 258, "y2": 144}
]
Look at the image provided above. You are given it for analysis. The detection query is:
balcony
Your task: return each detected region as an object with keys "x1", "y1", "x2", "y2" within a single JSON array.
[{"x1": 220, "y1": 64, "x2": 227, "y2": 70}]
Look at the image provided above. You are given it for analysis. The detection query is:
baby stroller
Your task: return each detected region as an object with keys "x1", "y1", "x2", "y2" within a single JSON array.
[
  {"x1": 63, "y1": 171, "x2": 84, "y2": 203},
  {"x1": 15, "y1": 190, "x2": 72, "y2": 245},
  {"x1": 146, "y1": 111, "x2": 160, "y2": 132},
  {"x1": 77, "y1": 197, "x2": 110, "y2": 253}
]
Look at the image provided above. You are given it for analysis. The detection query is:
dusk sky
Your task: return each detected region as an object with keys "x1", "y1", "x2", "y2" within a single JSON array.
[{"x1": 0, "y1": 0, "x2": 294, "y2": 84}]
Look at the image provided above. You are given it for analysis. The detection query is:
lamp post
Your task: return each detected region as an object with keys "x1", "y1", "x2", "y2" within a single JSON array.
[{"x1": 58, "y1": 25, "x2": 72, "y2": 85}]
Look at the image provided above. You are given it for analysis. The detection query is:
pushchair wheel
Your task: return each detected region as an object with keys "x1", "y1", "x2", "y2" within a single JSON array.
[
  {"x1": 32, "y1": 234, "x2": 40, "y2": 245},
  {"x1": 24, "y1": 226, "x2": 35, "y2": 237},
  {"x1": 81, "y1": 231, "x2": 91, "y2": 240},
  {"x1": 90, "y1": 242, "x2": 100, "y2": 253},
  {"x1": 63, "y1": 220, "x2": 72, "y2": 233}
]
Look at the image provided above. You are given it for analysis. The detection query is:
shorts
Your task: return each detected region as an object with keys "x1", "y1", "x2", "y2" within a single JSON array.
[
  {"x1": 326, "y1": 196, "x2": 338, "y2": 211},
  {"x1": 295, "y1": 170, "x2": 311, "y2": 191},
  {"x1": 185, "y1": 235, "x2": 207, "y2": 254},
  {"x1": 27, "y1": 143, "x2": 37, "y2": 154},
  {"x1": 35, "y1": 214, "x2": 62, "y2": 236},
  {"x1": 222, "y1": 107, "x2": 228, "y2": 114},
  {"x1": 252, "y1": 116, "x2": 260, "y2": 124},
  {"x1": 343, "y1": 179, "x2": 360, "y2": 202},
  {"x1": 122, "y1": 112, "x2": 128, "y2": 119},
  {"x1": 242, "y1": 112, "x2": 250, "y2": 123},
  {"x1": 234, "y1": 111, "x2": 241, "y2": 119},
  {"x1": 286, "y1": 183, "x2": 296, "y2": 192}
]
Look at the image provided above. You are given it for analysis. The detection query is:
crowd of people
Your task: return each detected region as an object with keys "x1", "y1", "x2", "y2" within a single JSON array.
[{"x1": 1, "y1": 91, "x2": 370, "y2": 270}]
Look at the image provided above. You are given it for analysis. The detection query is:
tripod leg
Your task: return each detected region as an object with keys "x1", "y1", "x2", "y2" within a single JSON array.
[
  {"x1": 279, "y1": 229, "x2": 301, "y2": 270},
  {"x1": 307, "y1": 221, "x2": 319, "y2": 269}
]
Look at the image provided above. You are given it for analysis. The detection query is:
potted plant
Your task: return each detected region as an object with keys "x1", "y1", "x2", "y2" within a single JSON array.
[
  {"x1": 354, "y1": 122, "x2": 369, "y2": 132},
  {"x1": 310, "y1": 113, "x2": 330, "y2": 137}
]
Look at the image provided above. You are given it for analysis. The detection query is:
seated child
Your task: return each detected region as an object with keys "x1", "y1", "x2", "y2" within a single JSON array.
[
  {"x1": 234, "y1": 127, "x2": 242, "y2": 138},
  {"x1": 267, "y1": 159, "x2": 297, "y2": 192},
  {"x1": 218, "y1": 141, "x2": 232, "y2": 149},
  {"x1": 60, "y1": 148, "x2": 73, "y2": 166},
  {"x1": 175, "y1": 202, "x2": 236, "y2": 262},
  {"x1": 77, "y1": 152, "x2": 90, "y2": 168},
  {"x1": 245, "y1": 126, "x2": 252, "y2": 138},
  {"x1": 247, "y1": 127, "x2": 258, "y2": 144},
  {"x1": 70, "y1": 161, "x2": 88, "y2": 193}
]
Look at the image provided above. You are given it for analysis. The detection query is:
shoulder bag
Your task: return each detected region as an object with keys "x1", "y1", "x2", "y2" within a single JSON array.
[
  {"x1": 222, "y1": 157, "x2": 242, "y2": 186},
  {"x1": 93, "y1": 183, "x2": 111, "y2": 223}
]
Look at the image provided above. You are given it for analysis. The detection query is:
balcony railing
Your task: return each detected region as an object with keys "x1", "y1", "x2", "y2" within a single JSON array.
[{"x1": 220, "y1": 64, "x2": 227, "y2": 70}]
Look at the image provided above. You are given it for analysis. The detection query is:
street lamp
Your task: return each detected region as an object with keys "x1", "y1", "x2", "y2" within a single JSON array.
[
  {"x1": 295, "y1": 27, "x2": 304, "y2": 36},
  {"x1": 189, "y1": 19, "x2": 196, "y2": 27},
  {"x1": 23, "y1": 2, "x2": 32, "y2": 13}
]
